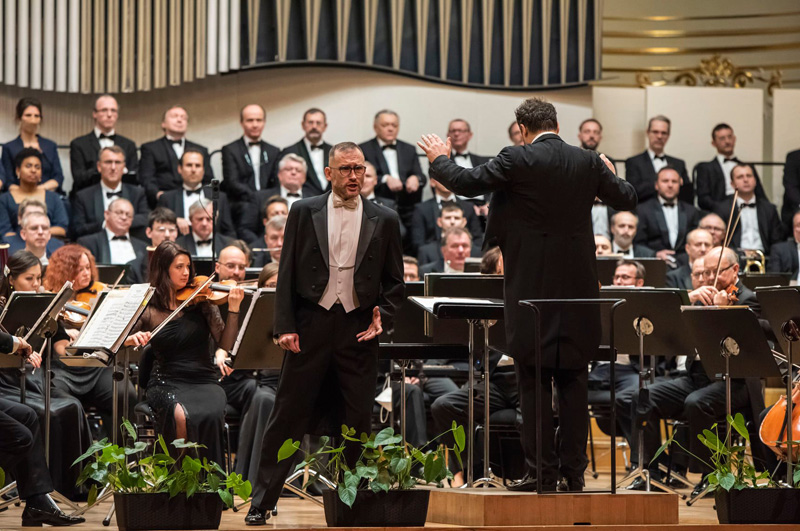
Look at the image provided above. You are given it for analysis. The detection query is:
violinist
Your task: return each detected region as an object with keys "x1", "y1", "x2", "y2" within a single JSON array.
[
  {"x1": 0, "y1": 250, "x2": 93, "y2": 499},
  {"x1": 43, "y1": 244, "x2": 135, "y2": 435},
  {"x1": 124, "y1": 241, "x2": 244, "y2": 464}
]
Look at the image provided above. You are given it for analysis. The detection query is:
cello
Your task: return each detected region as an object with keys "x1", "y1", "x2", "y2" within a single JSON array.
[{"x1": 759, "y1": 320, "x2": 800, "y2": 462}]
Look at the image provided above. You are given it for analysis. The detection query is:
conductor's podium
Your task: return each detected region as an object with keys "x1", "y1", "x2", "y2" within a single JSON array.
[{"x1": 426, "y1": 489, "x2": 679, "y2": 526}]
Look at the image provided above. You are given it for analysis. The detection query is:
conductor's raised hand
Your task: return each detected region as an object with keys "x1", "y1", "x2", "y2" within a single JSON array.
[
  {"x1": 599, "y1": 153, "x2": 616, "y2": 175},
  {"x1": 124, "y1": 331, "x2": 152, "y2": 348},
  {"x1": 417, "y1": 134, "x2": 452, "y2": 164},
  {"x1": 228, "y1": 286, "x2": 245, "y2": 313},
  {"x1": 357, "y1": 307, "x2": 383, "y2": 342},
  {"x1": 278, "y1": 333, "x2": 301, "y2": 353}
]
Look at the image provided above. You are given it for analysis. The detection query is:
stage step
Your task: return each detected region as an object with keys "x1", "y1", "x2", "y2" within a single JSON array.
[{"x1": 427, "y1": 489, "x2": 679, "y2": 526}]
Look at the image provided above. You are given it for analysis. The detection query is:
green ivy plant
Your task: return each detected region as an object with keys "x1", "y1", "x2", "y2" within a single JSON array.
[
  {"x1": 73, "y1": 419, "x2": 251, "y2": 508},
  {"x1": 278, "y1": 422, "x2": 465, "y2": 508},
  {"x1": 652, "y1": 412, "x2": 775, "y2": 494}
]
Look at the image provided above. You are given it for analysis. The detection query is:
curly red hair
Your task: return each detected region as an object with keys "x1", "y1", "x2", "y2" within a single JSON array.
[{"x1": 43, "y1": 244, "x2": 98, "y2": 292}]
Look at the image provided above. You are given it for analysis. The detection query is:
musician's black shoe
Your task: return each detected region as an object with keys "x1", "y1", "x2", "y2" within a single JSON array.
[
  {"x1": 691, "y1": 478, "x2": 710, "y2": 498},
  {"x1": 507, "y1": 474, "x2": 556, "y2": 492},
  {"x1": 557, "y1": 476, "x2": 585, "y2": 492},
  {"x1": 20, "y1": 505, "x2": 85, "y2": 527},
  {"x1": 245, "y1": 506, "x2": 271, "y2": 526},
  {"x1": 625, "y1": 476, "x2": 665, "y2": 492}
]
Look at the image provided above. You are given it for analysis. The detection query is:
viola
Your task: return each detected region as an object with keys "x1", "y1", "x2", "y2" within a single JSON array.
[
  {"x1": 760, "y1": 380, "x2": 800, "y2": 461},
  {"x1": 74, "y1": 281, "x2": 108, "y2": 304}
]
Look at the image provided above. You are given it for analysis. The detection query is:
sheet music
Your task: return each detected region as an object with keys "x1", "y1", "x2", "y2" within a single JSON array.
[
  {"x1": 74, "y1": 284, "x2": 153, "y2": 351},
  {"x1": 411, "y1": 296, "x2": 500, "y2": 314}
]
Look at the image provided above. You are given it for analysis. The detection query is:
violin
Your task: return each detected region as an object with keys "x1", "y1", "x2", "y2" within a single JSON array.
[
  {"x1": 723, "y1": 284, "x2": 739, "y2": 305},
  {"x1": 59, "y1": 301, "x2": 92, "y2": 329},
  {"x1": 175, "y1": 276, "x2": 254, "y2": 306},
  {"x1": 74, "y1": 281, "x2": 107, "y2": 304}
]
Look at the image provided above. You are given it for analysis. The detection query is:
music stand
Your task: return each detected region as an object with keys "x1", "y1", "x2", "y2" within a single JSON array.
[
  {"x1": 229, "y1": 289, "x2": 284, "y2": 370},
  {"x1": 193, "y1": 258, "x2": 215, "y2": 276},
  {"x1": 411, "y1": 295, "x2": 505, "y2": 488},
  {"x1": 597, "y1": 257, "x2": 668, "y2": 287},
  {"x1": 741, "y1": 272, "x2": 792, "y2": 291},
  {"x1": 95, "y1": 264, "x2": 129, "y2": 284}
]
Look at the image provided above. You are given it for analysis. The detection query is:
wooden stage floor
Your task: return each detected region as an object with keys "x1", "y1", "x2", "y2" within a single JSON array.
[{"x1": 0, "y1": 473, "x2": 796, "y2": 530}]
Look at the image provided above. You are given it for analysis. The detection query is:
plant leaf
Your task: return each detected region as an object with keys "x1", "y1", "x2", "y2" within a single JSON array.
[
  {"x1": 158, "y1": 434, "x2": 170, "y2": 456},
  {"x1": 124, "y1": 441, "x2": 149, "y2": 455},
  {"x1": 218, "y1": 489, "x2": 233, "y2": 507},
  {"x1": 374, "y1": 427, "x2": 402, "y2": 447},
  {"x1": 182, "y1": 457, "x2": 202, "y2": 474},
  {"x1": 72, "y1": 438, "x2": 110, "y2": 466},
  {"x1": 277, "y1": 439, "x2": 301, "y2": 462},
  {"x1": 356, "y1": 462, "x2": 378, "y2": 480},
  {"x1": 122, "y1": 419, "x2": 137, "y2": 443},
  {"x1": 172, "y1": 439, "x2": 206, "y2": 450},
  {"x1": 87, "y1": 484, "x2": 98, "y2": 506},
  {"x1": 719, "y1": 472, "x2": 735, "y2": 491},
  {"x1": 338, "y1": 482, "x2": 358, "y2": 508},
  {"x1": 453, "y1": 423, "x2": 465, "y2": 452}
]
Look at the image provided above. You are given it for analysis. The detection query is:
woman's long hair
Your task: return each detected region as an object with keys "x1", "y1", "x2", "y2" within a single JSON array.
[
  {"x1": 0, "y1": 250, "x2": 42, "y2": 306},
  {"x1": 43, "y1": 244, "x2": 97, "y2": 293},
  {"x1": 149, "y1": 241, "x2": 194, "y2": 310}
]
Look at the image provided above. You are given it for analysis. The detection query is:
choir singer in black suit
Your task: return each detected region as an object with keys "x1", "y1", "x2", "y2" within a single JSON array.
[
  {"x1": 220, "y1": 104, "x2": 281, "y2": 203},
  {"x1": 417, "y1": 97, "x2": 637, "y2": 492},
  {"x1": 69, "y1": 94, "x2": 138, "y2": 196},
  {"x1": 768, "y1": 210, "x2": 800, "y2": 281},
  {"x1": 245, "y1": 142, "x2": 404, "y2": 525},
  {"x1": 280, "y1": 108, "x2": 333, "y2": 195}
]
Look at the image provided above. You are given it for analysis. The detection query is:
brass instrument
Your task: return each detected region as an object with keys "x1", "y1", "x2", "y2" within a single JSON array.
[{"x1": 743, "y1": 249, "x2": 766, "y2": 274}]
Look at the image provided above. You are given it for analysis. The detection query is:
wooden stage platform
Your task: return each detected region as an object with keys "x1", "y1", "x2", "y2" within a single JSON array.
[{"x1": 0, "y1": 474, "x2": 797, "y2": 530}]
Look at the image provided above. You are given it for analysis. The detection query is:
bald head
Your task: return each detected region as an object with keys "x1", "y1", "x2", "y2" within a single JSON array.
[
  {"x1": 216, "y1": 245, "x2": 248, "y2": 282},
  {"x1": 703, "y1": 246, "x2": 740, "y2": 290}
]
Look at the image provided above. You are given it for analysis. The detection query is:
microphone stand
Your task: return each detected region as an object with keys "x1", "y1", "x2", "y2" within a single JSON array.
[{"x1": 211, "y1": 179, "x2": 220, "y2": 261}]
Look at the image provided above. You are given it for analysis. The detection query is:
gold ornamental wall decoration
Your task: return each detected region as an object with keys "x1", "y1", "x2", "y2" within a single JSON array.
[{"x1": 636, "y1": 54, "x2": 783, "y2": 95}]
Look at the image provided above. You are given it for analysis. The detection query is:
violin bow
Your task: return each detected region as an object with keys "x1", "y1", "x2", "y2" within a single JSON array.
[
  {"x1": 713, "y1": 190, "x2": 739, "y2": 289},
  {"x1": 148, "y1": 274, "x2": 217, "y2": 341}
]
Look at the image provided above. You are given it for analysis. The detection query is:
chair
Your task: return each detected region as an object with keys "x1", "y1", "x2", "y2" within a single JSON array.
[
  {"x1": 475, "y1": 408, "x2": 525, "y2": 485},
  {"x1": 587, "y1": 387, "x2": 630, "y2": 479}
]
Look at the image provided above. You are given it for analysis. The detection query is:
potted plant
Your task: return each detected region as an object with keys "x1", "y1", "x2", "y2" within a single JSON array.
[
  {"x1": 74, "y1": 420, "x2": 252, "y2": 531},
  {"x1": 654, "y1": 412, "x2": 800, "y2": 525},
  {"x1": 278, "y1": 422, "x2": 465, "y2": 527}
]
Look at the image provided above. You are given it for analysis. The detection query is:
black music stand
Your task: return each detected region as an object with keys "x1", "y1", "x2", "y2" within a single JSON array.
[
  {"x1": 597, "y1": 257, "x2": 668, "y2": 287},
  {"x1": 519, "y1": 297, "x2": 625, "y2": 495},
  {"x1": 740, "y1": 273, "x2": 792, "y2": 291},
  {"x1": 599, "y1": 288, "x2": 692, "y2": 495},
  {"x1": 411, "y1": 295, "x2": 505, "y2": 488},
  {"x1": 193, "y1": 258, "x2": 215, "y2": 276},
  {"x1": 95, "y1": 264, "x2": 128, "y2": 284},
  {"x1": 755, "y1": 286, "x2": 800, "y2": 484}
]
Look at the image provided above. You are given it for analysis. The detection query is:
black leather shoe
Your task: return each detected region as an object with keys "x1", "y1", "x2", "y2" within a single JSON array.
[
  {"x1": 245, "y1": 506, "x2": 270, "y2": 526},
  {"x1": 507, "y1": 474, "x2": 556, "y2": 493},
  {"x1": 691, "y1": 478, "x2": 709, "y2": 498},
  {"x1": 557, "y1": 476, "x2": 585, "y2": 492},
  {"x1": 20, "y1": 506, "x2": 85, "y2": 527},
  {"x1": 625, "y1": 476, "x2": 664, "y2": 492}
]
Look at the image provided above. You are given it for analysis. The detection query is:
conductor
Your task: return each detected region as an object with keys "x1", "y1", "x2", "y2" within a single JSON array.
[
  {"x1": 418, "y1": 98, "x2": 637, "y2": 491},
  {"x1": 245, "y1": 142, "x2": 405, "y2": 525}
]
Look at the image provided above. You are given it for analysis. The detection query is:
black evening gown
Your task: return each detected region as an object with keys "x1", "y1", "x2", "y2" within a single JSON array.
[{"x1": 136, "y1": 302, "x2": 235, "y2": 465}]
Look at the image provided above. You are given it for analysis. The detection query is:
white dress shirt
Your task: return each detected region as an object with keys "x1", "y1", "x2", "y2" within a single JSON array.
[
  {"x1": 182, "y1": 186, "x2": 204, "y2": 220},
  {"x1": 281, "y1": 186, "x2": 303, "y2": 209},
  {"x1": 106, "y1": 228, "x2": 137, "y2": 264},
  {"x1": 737, "y1": 197, "x2": 763, "y2": 251},
  {"x1": 592, "y1": 204, "x2": 610, "y2": 238},
  {"x1": 319, "y1": 194, "x2": 363, "y2": 312},
  {"x1": 649, "y1": 149, "x2": 668, "y2": 174},
  {"x1": 612, "y1": 242, "x2": 634, "y2": 258},
  {"x1": 659, "y1": 195, "x2": 679, "y2": 248},
  {"x1": 304, "y1": 138, "x2": 327, "y2": 190},
  {"x1": 166, "y1": 135, "x2": 185, "y2": 160},
  {"x1": 378, "y1": 139, "x2": 400, "y2": 182},
  {"x1": 444, "y1": 262, "x2": 463, "y2": 274},
  {"x1": 717, "y1": 154, "x2": 738, "y2": 196},
  {"x1": 795, "y1": 242, "x2": 800, "y2": 283},
  {"x1": 95, "y1": 127, "x2": 115, "y2": 149},
  {"x1": 33, "y1": 248, "x2": 49, "y2": 267},
  {"x1": 245, "y1": 137, "x2": 262, "y2": 191},
  {"x1": 193, "y1": 232, "x2": 213, "y2": 258},
  {"x1": 453, "y1": 152, "x2": 473, "y2": 169},
  {"x1": 101, "y1": 181, "x2": 123, "y2": 212}
]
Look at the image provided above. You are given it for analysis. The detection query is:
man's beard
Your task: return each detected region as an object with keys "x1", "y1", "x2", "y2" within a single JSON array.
[{"x1": 581, "y1": 141, "x2": 598, "y2": 151}]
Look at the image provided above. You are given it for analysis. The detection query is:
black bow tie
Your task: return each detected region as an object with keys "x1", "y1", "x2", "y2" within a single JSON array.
[
  {"x1": 593, "y1": 200, "x2": 604, "y2": 206},
  {"x1": 106, "y1": 191, "x2": 122, "y2": 199},
  {"x1": 286, "y1": 192, "x2": 301, "y2": 198},
  {"x1": 111, "y1": 235, "x2": 128, "y2": 241},
  {"x1": 454, "y1": 152, "x2": 469, "y2": 158},
  {"x1": 98, "y1": 133, "x2": 115, "y2": 140},
  {"x1": 168, "y1": 138, "x2": 182, "y2": 145},
  {"x1": 197, "y1": 239, "x2": 212, "y2": 246},
  {"x1": 724, "y1": 157, "x2": 739, "y2": 163},
  {"x1": 309, "y1": 144, "x2": 322, "y2": 151},
  {"x1": 662, "y1": 201, "x2": 676, "y2": 208},
  {"x1": 740, "y1": 202, "x2": 756, "y2": 209},
  {"x1": 653, "y1": 154, "x2": 666, "y2": 161},
  {"x1": 248, "y1": 141, "x2": 260, "y2": 147},
  {"x1": 382, "y1": 144, "x2": 397, "y2": 151},
  {"x1": 185, "y1": 189, "x2": 201, "y2": 196}
]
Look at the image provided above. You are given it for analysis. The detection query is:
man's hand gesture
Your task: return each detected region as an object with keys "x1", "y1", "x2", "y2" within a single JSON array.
[{"x1": 357, "y1": 307, "x2": 383, "y2": 342}]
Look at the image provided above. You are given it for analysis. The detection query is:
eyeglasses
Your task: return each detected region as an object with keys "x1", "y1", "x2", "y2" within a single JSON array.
[
  {"x1": 613, "y1": 274, "x2": 639, "y2": 282},
  {"x1": 701, "y1": 262, "x2": 735, "y2": 278},
  {"x1": 335, "y1": 165, "x2": 366, "y2": 176},
  {"x1": 109, "y1": 210, "x2": 133, "y2": 219},
  {"x1": 219, "y1": 263, "x2": 247, "y2": 271},
  {"x1": 691, "y1": 272, "x2": 705, "y2": 279},
  {"x1": 153, "y1": 226, "x2": 178, "y2": 234},
  {"x1": 699, "y1": 225, "x2": 725, "y2": 233}
]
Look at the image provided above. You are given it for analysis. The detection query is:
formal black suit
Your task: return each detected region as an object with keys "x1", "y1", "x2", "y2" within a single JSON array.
[
  {"x1": 68, "y1": 132, "x2": 139, "y2": 195},
  {"x1": 235, "y1": 184, "x2": 318, "y2": 243},
  {"x1": 625, "y1": 151, "x2": 693, "y2": 204},
  {"x1": 250, "y1": 193, "x2": 404, "y2": 512},
  {"x1": 175, "y1": 232, "x2": 232, "y2": 256},
  {"x1": 0, "y1": 396, "x2": 55, "y2": 499},
  {"x1": 429, "y1": 133, "x2": 637, "y2": 484},
  {"x1": 635, "y1": 198, "x2": 700, "y2": 255},
  {"x1": 364, "y1": 195, "x2": 406, "y2": 240},
  {"x1": 138, "y1": 137, "x2": 214, "y2": 206},
  {"x1": 781, "y1": 149, "x2": 800, "y2": 228},
  {"x1": 768, "y1": 240, "x2": 799, "y2": 278},
  {"x1": 409, "y1": 197, "x2": 484, "y2": 253},
  {"x1": 221, "y1": 137, "x2": 281, "y2": 202},
  {"x1": 359, "y1": 138, "x2": 427, "y2": 224},
  {"x1": 665, "y1": 263, "x2": 692, "y2": 289},
  {"x1": 612, "y1": 244, "x2": 657, "y2": 259},
  {"x1": 70, "y1": 183, "x2": 149, "y2": 239},
  {"x1": 419, "y1": 258, "x2": 444, "y2": 274},
  {"x1": 76, "y1": 231, "x2": 148, "y2": 264},
  {"x1": 712, "y1": 196, "x2": 784, "y2": 254},
  {"x1": 157, "y1": 187, "x2": 236, "y2": 238},
  {"x1": 127, "y1": 251, "x2": 150, "y2": 284},
  {"x1": 280, "y1": 139, "x2": 332, "y2": 195},
  {"x1": 694, "y1": 157, "x2": 766, "y2": 212}
]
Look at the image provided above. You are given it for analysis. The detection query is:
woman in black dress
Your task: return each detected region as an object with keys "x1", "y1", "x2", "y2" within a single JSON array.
[
  {"x1": 0, "y1": 250, "x2": 93, "y2": 499},
  {"x1": 126, "y1": 241, "x2": 244, "y2": 464}
]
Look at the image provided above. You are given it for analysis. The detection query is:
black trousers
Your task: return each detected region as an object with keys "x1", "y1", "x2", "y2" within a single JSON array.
[
  {"x1": 515, "y1": 359, "x2": 589, "y2": 482},
  {"x1": 616, "y1": 362, "x2": 747, "y2": 473},
  {"x1": 221, "y1": 370, "x2": 258, "y2": 417},
  {"x1": 0, "y1": 397, "x2": 53, "y2": 499},
  {"x1": 251, "y1": 303, "x2": 378, "y2": 510}
]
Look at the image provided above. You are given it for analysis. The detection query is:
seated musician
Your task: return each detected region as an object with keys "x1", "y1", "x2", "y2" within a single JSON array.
[
  {"x1": 257, "y1": 262, "x2": 279, "y2": 288},
  {"x1": 402, "y1": 256, "x2": 420, "y2": 282},
  {"x1": 595, "y1": 234, "x2": 613, "y2": 256},
  {"x1": 665, "y1": 228, "x2": 713, "y2": 290},
  {"x1": 15, "y1": 211, "x2": 63, "y2": 266},
  {"x1": 251, "y1": 215, "x2": 285, "y2": 267},
  {"x1": 128, "y1": 207, "x2": 179, "y2": 284},
  {"x1": 417, "y1": 203, "x2": 481, "y2": 267},
  {"x1": 616, "y1": 247, "x2": 765, "y2": 493},
  {"x1": 123, "y1": 241, "x2": 244, "y2": 464},
  {"x1": 480, "y1": 246, "x2": 504, "y2": 275},
  {"x1": 43, "y1": 244, "x2": 138, "y2": 436},
  {"x1": 419, "y1": 227, "x2": 473, "y2": 274},
  {"x1": 5, "y1": 199, "x2": 63, "y2": 259},
  {"x1": 0, "y1": 250, "x2": 94, "y2": 500}
]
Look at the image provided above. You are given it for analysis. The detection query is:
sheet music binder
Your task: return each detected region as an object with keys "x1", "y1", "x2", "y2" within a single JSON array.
[
  {"x1": 64, "y1": 284, "x2": 155, "y2": 367},
  {"x1": 230, "y1": 288, "x2": 285, "y2": 370}
]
